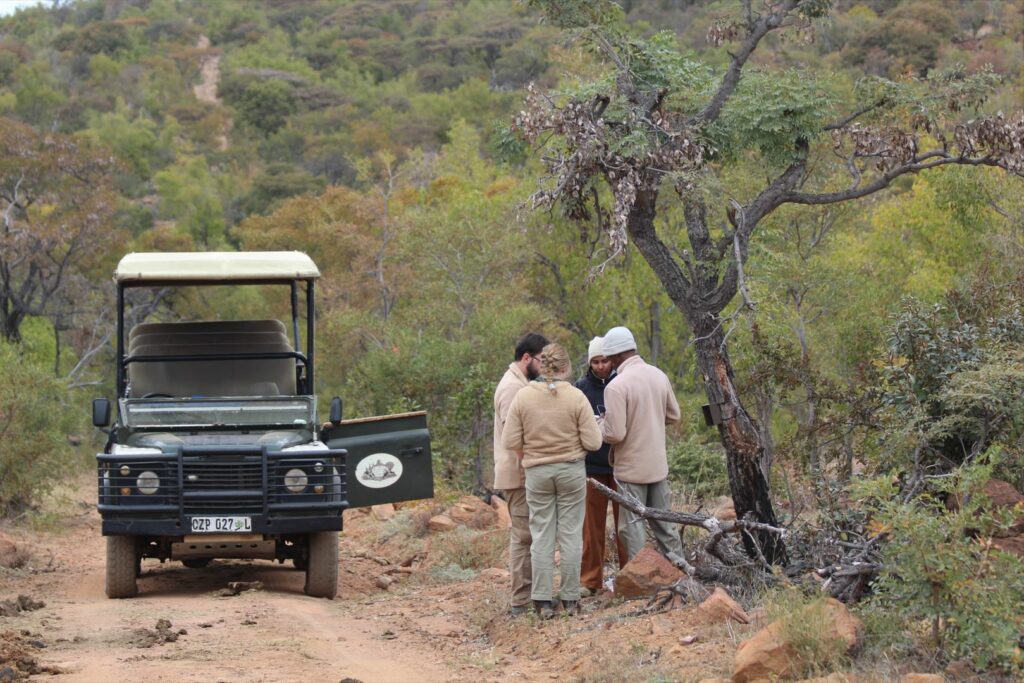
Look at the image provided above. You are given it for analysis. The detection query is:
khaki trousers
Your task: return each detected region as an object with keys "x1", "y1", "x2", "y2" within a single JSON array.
[
  {"x1": 525, "y1": 460, "x2": 587, "y2": 602},
  {"x1": 617, "y1": 479, "x2": 684, "y2": 562},
  {"x1": 581, "y1": 472, "x2": 628, "y2": 591},
  {"x1": 504, "y1": 487, "x2": 532, "y2": 607}
]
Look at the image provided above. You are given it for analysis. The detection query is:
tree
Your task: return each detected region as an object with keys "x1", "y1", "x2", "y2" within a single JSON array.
[
  {"x1": 517, "y1": 0, "x2": 1024, "y2": 563},
  {"x1": 0, "y1": 117, "x2": 120, "y2": 343}
]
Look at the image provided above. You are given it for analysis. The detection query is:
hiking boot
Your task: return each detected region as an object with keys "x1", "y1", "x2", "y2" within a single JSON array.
[
  {"x1": 533, "y1": 600, "x2": 557, "y2": 619},
  {"x1": 508, "y1": 604, "x2": 530, "y2": 617},
  {"x1": 560, "y1": 599, "x2": 580, "y2": 615},
  {"x1": 579, "y1": 587, "x2": 596, "y2": 598}
]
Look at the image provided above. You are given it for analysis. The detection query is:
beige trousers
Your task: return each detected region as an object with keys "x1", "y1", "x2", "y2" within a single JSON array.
[
  {"x1": 525, "y1": 460, "x2": 587, "y2": 602},
  {"x1": 504, "y1": 487, "x2": 532, "y2": 607},
  {"x1": 617, "y1": 479, "x2": 684, "y2": 562}
]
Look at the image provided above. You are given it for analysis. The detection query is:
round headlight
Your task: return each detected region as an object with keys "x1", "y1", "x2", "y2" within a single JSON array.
[
  {"x1": 284, "y1": 468, "x2": 308, "y2": 493},
  {"x1": 136, "y1": 471, "x2": 159, "y2": 495},
  {"x1": 120, "y1": 465, "x2": 131, "y2": 476}
]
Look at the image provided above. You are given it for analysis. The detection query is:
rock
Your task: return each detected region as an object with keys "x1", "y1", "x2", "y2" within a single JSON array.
[
  {"x1": 710, "y1": 497, "x2": 737, "y2": 522},
  {"x1": 427, "y1": 514, "x2": 457, "y2": 533},
  {"x1": 796, "y1": 674, "x2": 856, "y2": 683},
  {"x1": 374, "y1": 575, "x2": 393, "y2": 590},
  {"x1": 944, "y1": 659, "x2": 974, "y2": 681},
  {"x1": 613, "y1": 545, "x2": 683, "y2": 599},
  {"x1": 947, "y1": 479, "x2": 1024, "y2": 536},
  {"x1": 448, "y1": 496, "x2": 498, "y2": 529},
  {"x1": 490, "y1": 495, "x2": 512, "y2": 528},
  {"x1": 480, "y1": 567, "x2": 510, "y2": 582},
  {"x1": 992, "y1": 534, "x2": 1024, "y2": 558},
  {"x1": 697, "y1": 679, "x2": 728, "y2": 683},
  {"x1": 901, "y1": 675, "x2": 945, "y2": 683},
  {"x1": 0, "y1": 532, "x2": 25, "y2": 569},
  {"x1": 733, "y1": 598, "x2": 863, "y2": 683},
  {"x1": 697, "y1": 587, "x2": 750, "y2": 624},
  {"x1": 371, "y1": 503, "x2": 396, "y2": 521}
]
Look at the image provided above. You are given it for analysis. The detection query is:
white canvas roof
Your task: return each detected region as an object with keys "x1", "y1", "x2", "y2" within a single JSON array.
[{"x1": 115, "y1": 252, "x2": 320, "y2": 283}]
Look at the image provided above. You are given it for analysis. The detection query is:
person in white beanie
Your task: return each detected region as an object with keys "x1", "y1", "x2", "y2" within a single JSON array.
[
  {"x1": 575, "y1": 336, "x2": 628, "y2": 595},
  {"x1": 600, "y1": 326, "x2": 685, "y2": 564}
]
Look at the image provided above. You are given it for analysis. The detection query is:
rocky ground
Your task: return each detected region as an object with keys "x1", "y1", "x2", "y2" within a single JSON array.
[{"x1": 0, "y1": 474, "x2": 1010, "y2": 682}]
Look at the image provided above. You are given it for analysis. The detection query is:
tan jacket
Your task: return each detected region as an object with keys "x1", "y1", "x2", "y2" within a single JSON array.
[
  {"x1": 493, "y1": 363, "x2": 529, "y2": 489},
  {"x1": 601, "y1": 355, "x2": 681, "y2": 484},
  {"x1": 501, "y1": 381, "x2": 602, "y2": 469}
]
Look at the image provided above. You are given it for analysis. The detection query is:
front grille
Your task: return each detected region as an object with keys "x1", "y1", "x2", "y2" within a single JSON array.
[{"x1": 182, "y1": 456, "x2": 263, "y2": 514}]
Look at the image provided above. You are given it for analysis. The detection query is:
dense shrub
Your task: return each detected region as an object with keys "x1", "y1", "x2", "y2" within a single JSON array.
[
  {"x1": 667, "y1": 434, "x2": 730, "y2": 499},
  {"x1": 855, "y1": 458, "x2": 1024, "y2": 672},
  {"x1": 0, "y1": 343, "x2": 76, "y2": 515}
]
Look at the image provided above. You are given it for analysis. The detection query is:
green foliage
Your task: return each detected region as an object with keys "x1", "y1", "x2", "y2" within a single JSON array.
[
  {"x1": 153, "y1": 156, "x2": 231, "y2": 246},
  {"x1": 430, "y1": 527, "x2": 506, "y2": 570},
  {"x1": 667, "y1": 434, "x2": 729, "y2": 499},
  {"x1": 858, "y1": 458, "x2": 1024, "y2": 672},
  {"x1": 0, "y1": 342, "x2": 76, "y2": 515},
  {"x1": 712, "y1": 69, "x2": 836, "y2": 165},
  {"x1": 232, "y1": 78, "x2": 296, "y2": 137}
]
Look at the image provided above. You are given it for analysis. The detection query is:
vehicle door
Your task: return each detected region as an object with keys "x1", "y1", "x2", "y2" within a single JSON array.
[{"x1": 323, "y1": 411, "x2": 433, "y2": 508}]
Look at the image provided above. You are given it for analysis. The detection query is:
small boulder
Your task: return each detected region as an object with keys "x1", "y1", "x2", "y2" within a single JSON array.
[
  {"x1": 992, "y1": 534, "x2": 1024, "y2": 559},
  {"x1": 427, "y1": 514, "x2": 457, "y2": 533},
  {"x1": 733, "y1": 598, "x2": 863, "y2": 683},
  {"x1": 448, "y1": 496, "x2": 498, "y2": 529},
  {"x1": 901, "y1": 675, "x2": 945, "y2": 683},
  {"x1": 371, "y1": 503, "x2": 396, "y2": 521},
  {"x1": 490, "y1": 495, "x2": 512, "y2": 528},
  {"x1": 796, "y1": 674, "x2": 857, "y2": 683},
  {"x1": 697, "y1": 587, "x2": 750, "y2": 624},
  {"x1": 479, "y1": 567, "x2": 510, "y2": 581},
  {"x1": 711, "y1": 497, "x2": 737, "y2": 522},
  {"x1": 613, "y1": 545, "x2": 683, "y2": 599},
  {"x1": 0, "y1": 532, "x2": 24, "y2": 569},
  {"x1": 947, "y1": 479, "x2": 1024, "y2": 536}
]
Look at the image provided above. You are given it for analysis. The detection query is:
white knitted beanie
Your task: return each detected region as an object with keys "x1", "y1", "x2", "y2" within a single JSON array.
[
  {"x1": 587, "y1": 336, "x2": 605, "y2": 362},
  {"x1": 603, "y1": 326, "x2": 637, "y2": 356}
]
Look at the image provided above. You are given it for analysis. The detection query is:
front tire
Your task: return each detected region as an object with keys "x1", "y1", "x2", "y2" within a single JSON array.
[
  {"x1": 106, "y1": 536, "x2": 138, "y2": 599},
  {"x1": 303, "y1": 532, "x2": 338, "y2": 599}
]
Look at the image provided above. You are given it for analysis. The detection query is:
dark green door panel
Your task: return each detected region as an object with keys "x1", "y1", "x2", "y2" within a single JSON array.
[{"x1": 324, "y1": 411, "x2": 433, "y2": 508}]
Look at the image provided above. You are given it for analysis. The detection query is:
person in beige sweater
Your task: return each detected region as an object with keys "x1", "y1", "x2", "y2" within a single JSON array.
[
  {"x1": 493, "y1": 332, "x2": 548, "y2": 615},
  {"x1": 502, "y1": 343, "x2": 601, "y2": 617},
  {"x1": 600, "y1": 326, "x2": 685, "y2": 565}
]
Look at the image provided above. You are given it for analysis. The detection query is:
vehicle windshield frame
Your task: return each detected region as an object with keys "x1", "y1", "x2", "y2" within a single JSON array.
[{"x1": 119, "y1": 396, "x2": 317, "y2": 431}]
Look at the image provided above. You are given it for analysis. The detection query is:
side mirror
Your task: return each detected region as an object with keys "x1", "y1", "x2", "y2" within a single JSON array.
[
  {"x1": 92, "y1": 398, "x2": 111, "y2": 428},
  {"x1": 329, "y1": 396, "x2": 343, "y2": 426}
]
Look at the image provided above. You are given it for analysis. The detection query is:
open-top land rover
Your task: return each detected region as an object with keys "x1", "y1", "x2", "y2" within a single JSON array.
[{"x1": 93, "y1": 251, "x2": 433, "y2": 598}]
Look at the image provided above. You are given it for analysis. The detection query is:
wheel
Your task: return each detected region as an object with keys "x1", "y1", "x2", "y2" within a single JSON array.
[
  {"x1": 303, "y1": 532, "x2": 338, "y2": 599},
  {"x1": 182, "y1": 558, "x2": 212, "y2": 569},
  {"x1": 106, "y1": 536, "x2": 138, "y2": 599}
]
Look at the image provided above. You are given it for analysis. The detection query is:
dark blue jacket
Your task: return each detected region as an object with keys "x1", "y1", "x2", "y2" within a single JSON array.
[{"x1": 575, "y1": 368, "x2": 614, "y2": 475}]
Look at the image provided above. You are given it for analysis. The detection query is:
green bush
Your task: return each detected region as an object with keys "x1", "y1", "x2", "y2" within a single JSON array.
[
  {"x1": 667, "y1": 434, "x2": 730, "y2": 499},
  {"x1": 430, "y1": 527, "x2": 506, "y2": 571},
  {"x1": 0, "y1": 342, "x2": 76, "y2": 515},
  {"x1": 856, "y1": 458, "x2": 1024, "y2": 673}
]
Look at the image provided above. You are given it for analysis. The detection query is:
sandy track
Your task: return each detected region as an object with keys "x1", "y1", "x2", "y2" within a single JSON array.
[{"x1": 0, "y1": 482, "x2": 456, "y2": 683}]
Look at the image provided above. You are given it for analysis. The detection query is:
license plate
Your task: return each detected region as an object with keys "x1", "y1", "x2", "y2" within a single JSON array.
[{"x1": 190, "y1": 516, "x2": 252, "y2": 533}]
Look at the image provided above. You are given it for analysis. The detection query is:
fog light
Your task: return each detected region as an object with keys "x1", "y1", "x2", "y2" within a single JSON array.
[
  {"x1": 284, "y1": 468, "x2": 308, "y2": 493},
  {"x1": 313, "y1": 485, "x2": 324, "y2": 494},
  {"x1": 137, "y1": 471, "x2": 159, "y2": 495},
  {"x1": 120, "y1": 487, "x2": 131, "y2": 496},
  {"x1": 120, "y1": 465, "x2": 130, "y2": 476},
  {"x1": 313, "y1": 462, "x2": 324, "y2": 473}
]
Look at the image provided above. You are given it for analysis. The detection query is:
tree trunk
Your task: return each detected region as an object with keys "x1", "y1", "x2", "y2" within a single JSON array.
[
  {"x1": 625, "y1": 187, "x2": 786, "y2": 564},
  {"x1": 690, "y1": 315, "x2": 786, "y2": 564}
]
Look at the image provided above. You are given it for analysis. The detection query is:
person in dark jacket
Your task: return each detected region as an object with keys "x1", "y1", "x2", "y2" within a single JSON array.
[{"x1": 575, "y1": 336, "x2": 628, "y2": 595}]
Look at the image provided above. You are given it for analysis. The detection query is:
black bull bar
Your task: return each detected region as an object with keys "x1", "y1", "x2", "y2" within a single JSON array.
[{"x1": 97, "y1": 445, "x2": 348, "y2": 536}]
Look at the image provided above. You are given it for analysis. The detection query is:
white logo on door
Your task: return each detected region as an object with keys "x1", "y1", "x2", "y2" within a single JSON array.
[{"x1": 355, "y1": 453, "x2": 403, "y2": 489}]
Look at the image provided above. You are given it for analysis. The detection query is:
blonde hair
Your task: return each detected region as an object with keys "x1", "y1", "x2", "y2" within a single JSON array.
[{"x1": 538, "y1": 343, "x2": 571, "y2": 393}]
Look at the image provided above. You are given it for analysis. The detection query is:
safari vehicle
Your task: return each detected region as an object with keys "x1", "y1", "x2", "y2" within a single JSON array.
[{"x1": 92, "y1": 252, "x2": 433, "y2": 599}]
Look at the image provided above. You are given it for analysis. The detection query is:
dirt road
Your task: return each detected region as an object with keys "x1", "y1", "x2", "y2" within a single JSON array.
[{"x1": 0, "y1": 479, "x2": 468, "y2": 683}]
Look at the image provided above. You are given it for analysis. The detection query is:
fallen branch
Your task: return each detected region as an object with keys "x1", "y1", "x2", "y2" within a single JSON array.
[{"x1": 588, "y1": 477, "x2": 786, "y2": 540}]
